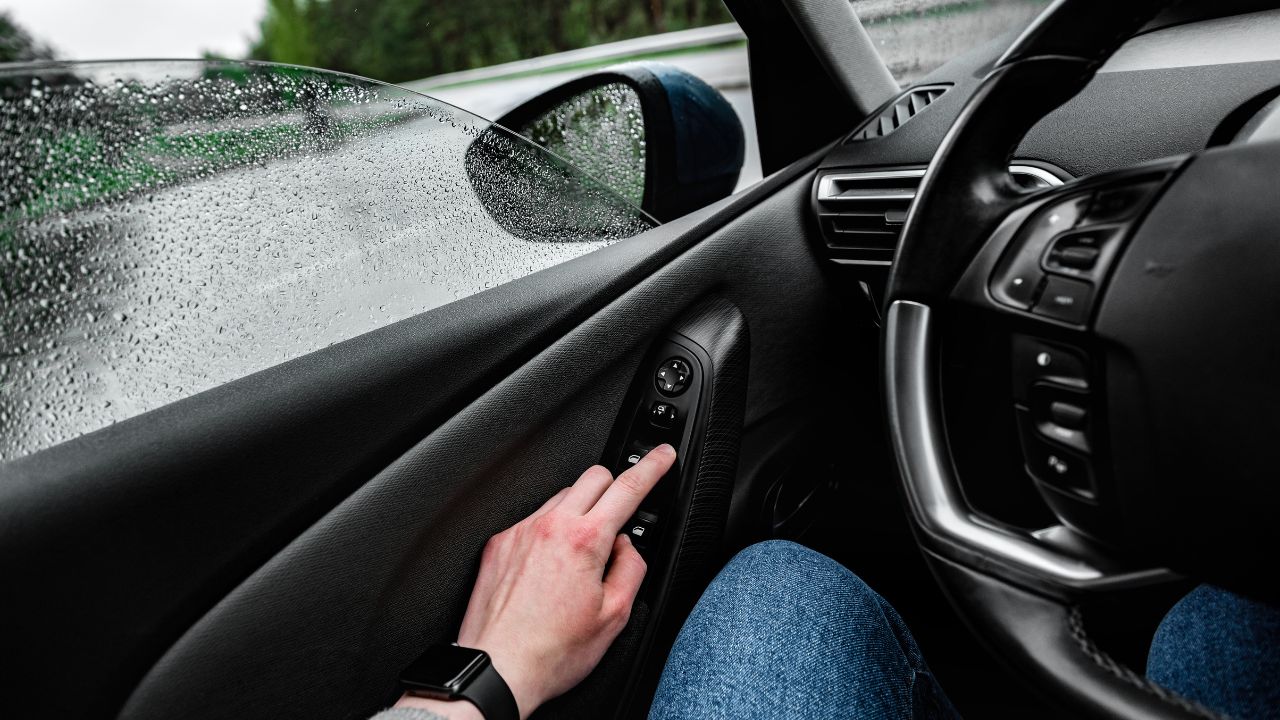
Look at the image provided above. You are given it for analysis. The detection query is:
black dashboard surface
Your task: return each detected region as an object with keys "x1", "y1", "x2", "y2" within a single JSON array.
[{"x1": 819, "y1": 10, "x2": 1280, "y2": 178}]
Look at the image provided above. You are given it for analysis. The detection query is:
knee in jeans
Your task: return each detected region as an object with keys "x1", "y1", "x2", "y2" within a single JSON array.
[{"x1": 718, "y1": 540, "x2": 881, "y2": 613}]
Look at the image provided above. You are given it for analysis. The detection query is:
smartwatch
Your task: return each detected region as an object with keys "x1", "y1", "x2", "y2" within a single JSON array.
[{"x1": 400, "y1": 644, "x2": 519, "y2": 720}]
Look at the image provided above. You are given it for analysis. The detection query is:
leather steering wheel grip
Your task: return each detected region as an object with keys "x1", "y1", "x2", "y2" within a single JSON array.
[
  {"x1": 932, "y1": 556, "x2": 1221, "y2": 720},
  {"x1": 880, "y1": 1, "x2": 1222, "y2": 718}
]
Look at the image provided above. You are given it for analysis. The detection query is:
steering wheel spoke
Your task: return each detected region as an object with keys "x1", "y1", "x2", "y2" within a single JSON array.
[
  {"x1": 884, "y1": 297, "x2": 1175, "y2": 592},
  {"x1": 888, "y1": 158, "x2": 1190, "y2": 595},
  {"x1": 953, "y1": 161, "x2": 1182, "y2": 329},
  {"x1": 878, "y1": 1, "x2": 1280, "y2": 715}
]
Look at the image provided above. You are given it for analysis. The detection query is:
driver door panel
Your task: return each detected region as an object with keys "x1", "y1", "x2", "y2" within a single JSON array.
[{"x1": 2, "y1": 160, "x2": 850, "y2": 720}]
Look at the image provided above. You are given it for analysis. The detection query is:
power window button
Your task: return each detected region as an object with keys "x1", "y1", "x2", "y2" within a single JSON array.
[{"x1": 626, "y1": 510, "x2": 660, "y2": 550}]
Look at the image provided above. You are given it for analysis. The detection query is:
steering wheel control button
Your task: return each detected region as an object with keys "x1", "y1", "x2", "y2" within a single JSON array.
[
  {"x1": 649, "y1": 401, "x2": 678, "y2": 429},
  {"x1": 1032, "y1": 446, "x2": 1095, "y2": 500},
  {"x1": 1034, "y1": 194, "x2": 1090, "y2": 235},
  {"x1": 1012, "y1": 336, "x2": 1089, "y2": 392},
  {"x1": 1048, "y1": 401, "x2": 1088, "y2": 430},
  {"x1": 1016, "y1": 410, "x2": 1097, "y2": 501},
  {"x1": 655, "y1": 358, "x2": 691, "y2": 396},
  {"x1": 1043, "y1": 226, "x2": 1122, "y2": 278},
  {"x1": 1035, "y1": 414, "x2": 1090, "y2": 454},
  {"x1": 1081, "y1": 181, "x2": 1159, "y2": 225},
  {"x1": 1032, "y1": 276, "x2": 1094, "y2": 325},
  {"x1": 989, "y1": 194, "x2": 1090, "y2": 310},
  {"x1": 1056, "y1": 246, "x2": 1100, "y2": 270},
  {"x1": 998, "y1": 271, "x2": 1044, "y2": 309},
  {"x1": 1028, "y1": 382, "x2": 1092, "y2": 453}
]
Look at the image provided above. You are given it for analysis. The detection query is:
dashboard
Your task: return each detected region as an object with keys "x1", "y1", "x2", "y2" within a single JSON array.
[{"x1": 812, "y1": 8, "x2": 1280, "y2": 267}]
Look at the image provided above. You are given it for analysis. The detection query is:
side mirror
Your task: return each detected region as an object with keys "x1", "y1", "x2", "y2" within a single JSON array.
[{"x1": 495, "y1": 62, "x2": 745, "y2": 222}]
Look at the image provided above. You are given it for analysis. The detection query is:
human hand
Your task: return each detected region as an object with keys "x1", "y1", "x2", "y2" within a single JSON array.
[{"x1": 396, "y1": 444, "x2": 676, "y2": 719}]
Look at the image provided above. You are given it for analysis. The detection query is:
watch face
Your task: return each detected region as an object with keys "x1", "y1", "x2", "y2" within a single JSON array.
[{"x1": 402, "y1": 645, "x2": 489, "y2": 695}]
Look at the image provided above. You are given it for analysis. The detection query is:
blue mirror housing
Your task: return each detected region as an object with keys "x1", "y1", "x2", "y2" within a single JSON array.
[{"x1": 496, "y1": 61, "x2": 745, "y2": 222}]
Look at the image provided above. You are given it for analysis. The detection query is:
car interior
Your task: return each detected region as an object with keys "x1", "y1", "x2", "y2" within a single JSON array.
[{"x1": 3, "y1": 0, "x2": 1280, "y2": 718}]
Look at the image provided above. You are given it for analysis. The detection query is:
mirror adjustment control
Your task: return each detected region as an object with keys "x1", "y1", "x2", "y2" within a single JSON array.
[{"x1": 655, "y1": 358, "x2": 691, "y2": 396}]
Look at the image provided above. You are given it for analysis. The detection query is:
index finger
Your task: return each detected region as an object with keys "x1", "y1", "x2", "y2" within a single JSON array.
[{"x1": 588, "y1": 444, "x2": 676, "y2": 531}]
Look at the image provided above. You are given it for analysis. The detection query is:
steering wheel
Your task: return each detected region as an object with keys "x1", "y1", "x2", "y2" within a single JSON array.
[{"x1": 882, "y1": 1, "x2": 1280, "y2": 718}]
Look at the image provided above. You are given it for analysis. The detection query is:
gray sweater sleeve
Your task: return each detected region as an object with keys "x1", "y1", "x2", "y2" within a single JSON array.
[{"x1": 368, "y1": 708, "x2": 451, "y2": 720}]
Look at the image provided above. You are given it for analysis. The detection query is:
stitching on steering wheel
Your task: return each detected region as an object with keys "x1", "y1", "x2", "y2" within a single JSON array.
[{"x1": 1066, "y1": 606, "x2": 1224, "y2": 720}]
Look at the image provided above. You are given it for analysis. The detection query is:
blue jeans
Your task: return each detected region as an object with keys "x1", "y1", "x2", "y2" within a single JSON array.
[{"x1": 649, "y1": 541, "x2": 1280, "y2": 720}]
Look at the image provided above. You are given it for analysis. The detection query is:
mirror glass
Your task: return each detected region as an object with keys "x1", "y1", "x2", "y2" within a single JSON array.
[{"x1": 513, "y1": 82, "x2": 646, "y2": 207}]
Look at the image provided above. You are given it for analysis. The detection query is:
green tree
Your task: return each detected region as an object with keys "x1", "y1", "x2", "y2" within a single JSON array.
[
  {"x1": 0, "y1": 11, "x2": 55, "y2": 63},
  {"x1": 250, "y1": 0, "x2": 319, "y2": 67},
  {"x1": 248, "y1": 0, "x2": 733, "y2": 84}
]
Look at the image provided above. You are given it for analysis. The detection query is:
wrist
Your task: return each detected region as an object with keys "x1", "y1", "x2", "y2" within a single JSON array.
[
  {"x1": 465, "y1": 643, "x2": 541, "y2": 720},
  {"x1": 395, "y1": 693, "x2": 485, "y2": 720},
  {"x1": 398, "y1": 643, "x2": 523, "y2": 720}
]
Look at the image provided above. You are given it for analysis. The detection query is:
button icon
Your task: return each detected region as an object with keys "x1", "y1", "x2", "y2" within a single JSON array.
[
  {"x1": 655, "y1": 357, "x2": 692, "y2": 397},
  {"x1": 626, "y1": 453, "x2": 641, "y2": 465},
  {"x1": 630, "y1": 526, "x2": 646, "y2": 537},
  {"x1": 649, "y1": 401, "x2": 678, "y2": 429},
  {"x1": 1047, "y1": 455, "x2": 1070, "y2": 475}
]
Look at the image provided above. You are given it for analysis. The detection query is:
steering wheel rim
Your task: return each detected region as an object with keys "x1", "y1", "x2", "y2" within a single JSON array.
[
  {"x1": 880, "y1": 1, "x2": 1279, "y2": 717},
  {"x1": 886, "y1": 0, "x2": 1173, "y2": 589}
]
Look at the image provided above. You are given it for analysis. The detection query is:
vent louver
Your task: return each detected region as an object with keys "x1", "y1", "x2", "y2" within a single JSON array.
[
  {"x1": 813, "y1": 165, "x2": 1064, "y2": 264},
  {"x1": 850, "y1": 84, "x2": 951, "y2": 141}
]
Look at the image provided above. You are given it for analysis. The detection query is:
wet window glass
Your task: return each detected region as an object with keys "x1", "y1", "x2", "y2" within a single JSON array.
[
  {"x1": 858, "y1": 0, "x2": 1051, "y2": 86},
  {"x1": 514, "y1": 82, "x2": 647, "y2": 208},
  {"x1": 0, "y1": 60, "x2": 655, "y2": 462}
]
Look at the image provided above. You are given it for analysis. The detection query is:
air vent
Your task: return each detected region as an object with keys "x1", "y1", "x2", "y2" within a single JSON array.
[
  {"x1": 850, "y1": 84, "x2": 951, "y2": 141},
  {"x1": 814, "y1": 165, "x2": 1064, "y2": 265}
]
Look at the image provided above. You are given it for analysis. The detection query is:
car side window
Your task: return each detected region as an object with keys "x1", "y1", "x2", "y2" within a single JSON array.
[
  {"x1": 0, "y1": 60, "x2": 655, "y2": 462},
  {"x1": 859, "y1": 0, "x2": 1051, "y2": 86}
]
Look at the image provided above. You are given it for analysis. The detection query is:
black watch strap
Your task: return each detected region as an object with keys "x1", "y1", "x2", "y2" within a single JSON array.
[
  {"x1": 400, "y1": 645, "x2": 519, "y2": 720},
  {"x1": 458, "y1": 662, "x2": 519, "y2": 720}
]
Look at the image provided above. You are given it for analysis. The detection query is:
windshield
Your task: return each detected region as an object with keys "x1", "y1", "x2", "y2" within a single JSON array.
[
  {"x1": 0, "y1": 59, "x2": 655, "y2": 461},
  {"x1": 860, "y1": 0, "x2": 1050, "y2": 85}
]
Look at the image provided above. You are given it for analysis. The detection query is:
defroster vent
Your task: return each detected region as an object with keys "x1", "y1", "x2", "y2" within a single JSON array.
[{"x1": 850, "y1": 84, "x2": 951, "y2": 141}]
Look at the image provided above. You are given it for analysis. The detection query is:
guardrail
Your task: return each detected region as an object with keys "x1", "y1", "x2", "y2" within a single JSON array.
[{"x1": 405, "y1": 22, "x2": 746, "y2": 92}]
